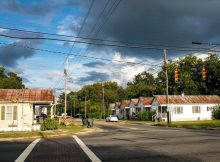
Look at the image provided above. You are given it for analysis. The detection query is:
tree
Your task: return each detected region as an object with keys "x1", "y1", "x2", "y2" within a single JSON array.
[
  {"x1": 0, "y1": 66, "x2": 25, "y2": 89},
  {"x1": 126, "y1": 71, "x2": 156, "y2": 98}
]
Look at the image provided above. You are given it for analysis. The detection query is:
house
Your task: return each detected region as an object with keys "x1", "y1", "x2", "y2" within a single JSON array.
[
  {"x1": 137, "y1": 97, "x2": 153, "y2": 112},
  {"x1": 129, "y1": 98, "x2": 139, "y2": 116},
  {"x1": 114, "y1": 102, "x2": 121, "y2": 117},
  {"x1": 108, "y1": 103, "x2": 116, "y2": 114},
  {"x1": 151, "y1": 95, "x2": 220, "y2": 122},
  {"x1": 120, "y1": 100, "x2": 131, "y2": 119},
  {"x1": 0, "y1": 89, "x2": 55, "y2": 131}
]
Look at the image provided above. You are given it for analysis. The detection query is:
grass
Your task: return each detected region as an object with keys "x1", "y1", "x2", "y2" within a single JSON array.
[
  {"x1": 153, "y1": 120, "x2": 220, "y2": 129},
  {"x1": 0, "y1": 124, "x2": 85, "y2": 139}
]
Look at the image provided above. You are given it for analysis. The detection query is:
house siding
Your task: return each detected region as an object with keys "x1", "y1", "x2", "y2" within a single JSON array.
[
  {"x1": 0, "y1": 103, "x2": 33, "y2": 131},
  {"x1": 171, "y1": 104, "x2": 214, "y2": 121}
]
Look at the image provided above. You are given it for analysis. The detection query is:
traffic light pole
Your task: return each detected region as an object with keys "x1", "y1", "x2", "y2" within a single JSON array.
[{"x1": 164, "y1": 49, "x2": 170, "y2": 124}]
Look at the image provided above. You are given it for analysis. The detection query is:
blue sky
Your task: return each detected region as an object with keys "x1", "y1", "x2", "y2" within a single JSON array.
[{"x1": 0, "y1": 0, "x2": 219, "y2": 94}]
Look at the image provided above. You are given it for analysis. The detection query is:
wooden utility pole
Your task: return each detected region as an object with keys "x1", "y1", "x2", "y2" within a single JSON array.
[
  {"x1": 164, "y1": 49, "x2": 170, "y2": 124},
  {"x1": 64, "y1": 59, "x2": 68, "y2": 118},
  {"x1": 85, "y1": 95, "x2": 87, "y2": 118},
  {"x1": 102, "y1": 82, "x2": 105, "y2": 119}
]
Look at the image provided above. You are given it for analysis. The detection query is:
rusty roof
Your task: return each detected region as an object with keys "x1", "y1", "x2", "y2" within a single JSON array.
[
  {"x1": 115, "y1": 102, "x2": 121, "y2": 108},
  {"x1": 130, "y1": 98, "x2": 139, "y2": 106},
  {"x1": 139, "y1": 97, "x2": 153, "y2": 105},
  {"x1": 120, "y1": 100, "x2": 130, "y2": 107},
  {"x1": 155, "y1": 95, "x2": 220, "y2": 105},
  {"x1": 0, "y1": 89, "x2": 54, "y2": 103}
]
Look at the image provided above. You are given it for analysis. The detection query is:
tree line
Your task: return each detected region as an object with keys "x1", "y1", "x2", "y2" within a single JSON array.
[{"x1": 57, "y1": 53, "x2": 220, "y2": 117}]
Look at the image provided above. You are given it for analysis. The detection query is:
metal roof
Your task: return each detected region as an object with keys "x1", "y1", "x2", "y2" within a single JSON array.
[
  {"x1": 130, "y1": 98, "x2": 139, "y2": 106},
  {"x1": 120, "y1": 100, "x2": 131, "y2": 107},
  {"x1": 139, "y1": 97, "x2": 153, "y2": 105},
  {"x1": 155, "y1": 95, "x2": 220, "y2": 105},
  {"x1": 0, "y1": 89, "x2": 54, "y2": 103}
]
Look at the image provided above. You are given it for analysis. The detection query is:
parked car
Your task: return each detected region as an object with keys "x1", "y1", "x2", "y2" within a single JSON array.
[{"x1": 106, "y1": 115, "x2": 118, "y2": 122}]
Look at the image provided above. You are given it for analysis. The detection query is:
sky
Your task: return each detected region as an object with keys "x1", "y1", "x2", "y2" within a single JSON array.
[{"x1": 0, "y1": 0, "x2": 220, "y2": 95}]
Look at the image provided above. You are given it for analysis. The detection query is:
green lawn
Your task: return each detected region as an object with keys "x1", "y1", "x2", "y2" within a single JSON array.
[
  {"x1": 0, "y1": 125, "x2": 85, "y2": 139},
  {"x1": 154, "y1": 120, "x2": 220, "y2": 129}
]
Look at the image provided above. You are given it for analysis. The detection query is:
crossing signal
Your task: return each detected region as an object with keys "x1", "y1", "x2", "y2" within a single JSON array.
[
  {"x1": 202, "y1": 66, "x2": 206, "y2": 80},
  {"x1": 174, "y1": 68, "x2": 179, "y2": 83}
]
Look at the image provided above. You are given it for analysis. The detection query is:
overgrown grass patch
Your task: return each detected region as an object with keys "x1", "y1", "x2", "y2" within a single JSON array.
[
  {"x1": 0, "y1": 125, "x2": 85, "y2": 139},
  {"x1": 154, "y1": 120, "x2": 220, "y2": 129}
]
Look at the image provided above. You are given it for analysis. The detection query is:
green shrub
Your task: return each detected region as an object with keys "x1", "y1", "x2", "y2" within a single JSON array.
[
  {"x1": 41, "y1": 118, "x2": 59, "y2": 131},
  {"x1": 87, "y1": 112, "x2": 101, "y2": 119},
  {"x1": 137, "y1": 111, "x2": 152, "y2": 121},
  {"x1": 212, "y1": 105, "x2": 220, "y2": 120}
]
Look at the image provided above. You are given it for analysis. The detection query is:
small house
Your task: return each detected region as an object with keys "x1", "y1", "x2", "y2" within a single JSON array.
[
  {"x1": 151, "y1": 95, "x2": 220, "y2": 122},
  {"x1": 0, "y1": 89, "x2": 55, "y2": 131}
]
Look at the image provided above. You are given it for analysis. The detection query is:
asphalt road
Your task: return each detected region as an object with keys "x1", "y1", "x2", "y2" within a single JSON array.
[
  {"x1": 79, "y1": 121, "x2": 220, "y2": 162},
  {"x1": 0, "y1": 121, "x2": 220, "y2": 162}
]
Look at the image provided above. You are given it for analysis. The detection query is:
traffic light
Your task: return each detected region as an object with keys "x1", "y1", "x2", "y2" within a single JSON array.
[
  {"x1": 202, "y1": 66, "x2": 206, "y2": 80},
  {"x1": 174, "y1": 68, "x2": 179, "y2": 83}
]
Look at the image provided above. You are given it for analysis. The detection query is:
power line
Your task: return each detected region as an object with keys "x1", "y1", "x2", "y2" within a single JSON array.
[
  {"x1": 1, "y1": 33, "x2": 216, "y2": 52},
  {"x1": 0, "y1": 26, "x2": 202, "y2": 50},
  {"x1": 0, "y1": 41, "x2": 162, "y2": 66}
]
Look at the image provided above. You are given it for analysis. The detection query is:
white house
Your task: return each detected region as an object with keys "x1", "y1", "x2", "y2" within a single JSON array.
[
  {"x1": 137, "y1": 97, "x2": 153, "y2": 112},
  {"x1": 151, "y1": 95, "x2": 220, "y2": 122},
  {"x1": 0, "y1": 89, "x2": 54, "y2": 131},
  {"x1": 129, "y1": 98, "x2": 138, "y2": 116},
  {"x1": 120, "y1": 100, "x2": 130, "y2": 119}
]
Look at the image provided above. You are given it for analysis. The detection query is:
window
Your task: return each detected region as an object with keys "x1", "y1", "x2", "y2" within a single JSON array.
[
  {"x1": 6, "y1": 106, "x2": 13, "y2": 120},
  {"x1": 0, "y1": 106, "x2": 17, "y2": 120},
  {"x1": 207, "y1": 107, "x2": 213, "y2": 111},
  {"x1": 174, "y1": 106, "x2": 183, "y2": 114},
  {"x1": 1, "y1": 106, "x2": 5, "y2": 120},
  {"x1": 192, "y1": 106, "x2": 201, "y2": 113},
  {"x1": 13, "y1": 106, "x2": 17, "y2": 120}
]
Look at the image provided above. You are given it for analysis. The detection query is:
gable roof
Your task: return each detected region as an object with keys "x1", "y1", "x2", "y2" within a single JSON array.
[
  {"x1": 155, "y1": 95, "x2": 220, "y2": 105},
  {"x1": 0, "y1": 89, "x2": 54, "y2": 103},
  {"x1": 139, "y1": 97, "x2": 153, "y2": 106},
  {"x1": 120, "y1": 100, "x2": 130, "y2": 108},
  {"x1": 130, "y1": 98, "x2": 139, "y2": 106},
  {"x1": 115, "y1": 102, "x2": 121, "y2": 108}
]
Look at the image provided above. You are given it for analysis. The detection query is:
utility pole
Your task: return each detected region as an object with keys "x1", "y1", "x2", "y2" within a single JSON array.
[
  {"x1": 74, "y1": 98, "x2": 76, "y2": 117},
  {"x1": 102, "y1": 82, "x2": 105, "y2": 119},
  {"x1": 85, "y1": 95, "x2": 87, "y2": 118},
  {"x1": 164, "y1": 49, "x2": 170, "y2": 124},
  {"x1": 64, "y1": 59, "x2": 68, "y2": 118}
]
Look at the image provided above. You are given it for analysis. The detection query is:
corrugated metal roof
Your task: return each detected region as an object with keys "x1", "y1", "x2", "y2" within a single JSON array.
[
  {"x1": 155, "y1": 95, "x2": 220, "y2": 105},
  {"x1": 0, "y1": 89, "x2": 54, "y2": 103},
  {"x1": 139, "y1": 97, "x2": 153, "y2": 105},
  {"x1": 130, "y1": 98, "x2": 139, "y2": 106},
  {"x1": 120, "y1": 100, "x2": 130, "y2": 107}
]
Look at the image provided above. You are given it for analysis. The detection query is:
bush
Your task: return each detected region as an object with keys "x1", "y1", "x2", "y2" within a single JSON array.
[
  {"x1": 41, "y1": 118, "x2": 59, "y2": 131},
  {"x1": 87, "y1": 112, "x2": 101, "y2": 119},
  {"x1": 212, "y1": 105, "x2": 220, "y2": 120},
  {"x1": 137, "y1": 111, "x2": 152, "y2": 121}
]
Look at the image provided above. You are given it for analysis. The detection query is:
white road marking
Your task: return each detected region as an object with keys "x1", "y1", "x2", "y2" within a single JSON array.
[
  {"x1": 73, "y1": 135, "x2": 102, "y2": 162},
  {"x1": 15, "y1": 138, "x2": 41, "y2": 162}
]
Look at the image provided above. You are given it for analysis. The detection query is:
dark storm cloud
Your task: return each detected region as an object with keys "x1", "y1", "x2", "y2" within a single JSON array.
[
  {"x1": 83, "y1": 61, "x2": 106, "y2": 68},
  {"x1": 0, "y1": 0, "x2": 79, "y2": 16},
  {"x1": 78, "y1": 71, "x2": 109, "y2": 82},
  {"x1": 0, "y1": 30, "x2": 43, "y2": 67},
  {"x1": 65, "y1": 0, "x2": 220, "y2": 59}
]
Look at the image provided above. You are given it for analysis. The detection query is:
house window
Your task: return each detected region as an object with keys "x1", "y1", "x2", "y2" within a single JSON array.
[
  {"x1": 192, "y1": 106, "x2": 201, "y2": 113},
  {"x1": 207, "y1": 107, "x2": 213, "y2": 111},
  {"x1": 6, "y1": 106, "x2": 13, "y2": 120},
  {"x1": 1, "y1": 106, "x2": 17, "y2": 120},
  {"x1": 174, "y1": 106, "x2": 183, "y2": 114},
  {"x1": 1, "y1": 106, "x2": 5, "y2": 120}
]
